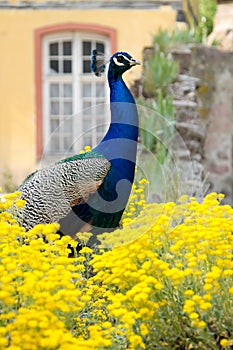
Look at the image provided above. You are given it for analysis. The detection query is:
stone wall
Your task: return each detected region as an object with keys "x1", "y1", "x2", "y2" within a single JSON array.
[
  {"x1": 168, "y1": 65, "x2": 206, "y2": 200},
  {"x1": 171, "y1": 44, "x2": 233, "y2": 204},
  {"x1": 138, "y1": 44, "x2": 233, "y2": 204},
  {"x1": 190, "y1": 45, "x2": 233, "y2": 204}
]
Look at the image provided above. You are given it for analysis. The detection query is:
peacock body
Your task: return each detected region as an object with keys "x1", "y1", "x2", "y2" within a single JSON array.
[{"x1": 19, "y1": 51, "x2": 140, "y2": 245}]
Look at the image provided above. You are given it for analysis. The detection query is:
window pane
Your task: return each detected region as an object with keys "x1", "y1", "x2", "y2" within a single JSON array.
[
  {"x1": 64, "y1": 102, "x2": 72, "y2": 115},
  {"x1": 82, "y1": 41, "x2": 91, "y2": 55},
  {"x1": 50, "y1": 83, "x2": 59, "y2": 97},
  {"x1": 49, "y1": 43, "x2": 59, "y2": 56},
  {"x1": 50, "y1": 101, "x2": 59, "y2": 115},
  {"x1": 96, "y1": 42, "x2": 105, "y2": 53},
  {"x1": 64, "y1": 136, "x2": 73, "y2": 151},
  {"x1": 50, "y1": 135, "x2": 59, "y2": 152},
  {"x1": 83, "y1": 118, "x2": 91, "y2": 131},
  {"x1": 96, "y1": 121, "x2": 106, "y2": 133},
  {"x1": 97, "y1": 117, "x2": 106, "y2": 126},
  {"x1": 95, "y1": 104, "x2": 106, "y2": 116},
  {"x1": 83, "y1": 134, "x2": 92, "y2": 147},
  {"x1": 64, "y1": 119, "x2": 72, "y2": 132},
  {"x1": 96, "y1": 82, "x2": 105, "y2": 98},
  {"x1": 82, "y1": 83, "x2": 92, "y2": 98},
  {"x1": 83, "y1": 101, "x2": 92, "y2": 113},
  {"x1": 50, "y1": 119, "x2": 60, "y2": 132},
  {"x1": 96, "y1": 125, "x2": 105, "y2": 133},
  {"x1": 63, "y1": 60, "x2": 72, "y2": 73},
  {"x1": 63, "y1": 84, "x2": 72, "y2": 98},
  {"x1": 50, "y1": 60, "x2": 59, "y2": 74},
  {"x1": 83, "y1": 60, "x2": 91, "y2": 73},
  {"x1": 63, "y1": 41, "x2": 72, "y2": 56}
]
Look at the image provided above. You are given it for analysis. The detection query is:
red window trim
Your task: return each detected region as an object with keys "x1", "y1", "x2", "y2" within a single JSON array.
[{"x1": 34, "y1": 23, "x2": 117, "y2": 159}]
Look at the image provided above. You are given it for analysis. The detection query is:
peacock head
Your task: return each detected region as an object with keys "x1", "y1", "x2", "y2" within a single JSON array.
[
  {"x1": 91, "y1": 50, "x2": 140, "y2": 78},
  {"x1": 109, "y1": 52, "x2": 140, "y2": 76}
]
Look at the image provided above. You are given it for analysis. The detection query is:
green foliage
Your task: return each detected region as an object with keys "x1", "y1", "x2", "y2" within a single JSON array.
[
  {"x1": 137, "y1": 96, "x2": 177, "y2": 202},
  {"x1": 138, "y1": 93, "x2": 175, "y2": 157},
  {"x1": 152, "y1": 28, "x2": 201, "y2": 54},
  {"x1": 143, "y1": 51, "x2": 179, "y2": 98},
  {"x1": 198, "y1": 0, "x2": 217, "y2": 39},
  {"x1": 152, "y1": 30, "x2": 173, "y2": 55},
  {"x1": 152, "y1": 0, "x2": 217, "y2": 48}
]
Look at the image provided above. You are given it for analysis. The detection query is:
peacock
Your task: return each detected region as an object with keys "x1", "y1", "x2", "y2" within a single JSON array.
[{"x1": 18, "y1": 50, "x2": 140, "y2": 246}]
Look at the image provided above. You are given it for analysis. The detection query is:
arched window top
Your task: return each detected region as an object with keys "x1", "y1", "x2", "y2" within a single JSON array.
[{"x1": 35, "y1": 23, "x2": 117, "y2": 46}]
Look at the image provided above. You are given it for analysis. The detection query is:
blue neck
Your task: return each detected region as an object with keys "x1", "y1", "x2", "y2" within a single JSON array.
[
  {"x1": 94, "y1": 72, "x2": 138, "y2": 160},
  {"x1": 108, "y1": 69, "x2": 136, "y2": 105}
]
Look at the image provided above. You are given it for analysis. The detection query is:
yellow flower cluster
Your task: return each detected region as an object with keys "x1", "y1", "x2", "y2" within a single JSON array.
[
  {"x1": 122, "y1": 178, "x2": 148, "y2": 227},
  {"x1": 92, "y1": 192, "x2": 233, "y2": 349},
  {"x1": 79, "y1": 145, "x2": 91, "y2": 154},
  {"x1": 0, "y1": 192, "x2": 111, "y2": 349},
  {"x1": 0, "y1": 190, "x2": 233, "y2": 349}
]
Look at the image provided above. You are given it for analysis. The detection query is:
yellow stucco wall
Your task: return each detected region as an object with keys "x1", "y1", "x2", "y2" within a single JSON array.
[{"x1": 0, "y1": 6, "x2": 177, "y2": 187}]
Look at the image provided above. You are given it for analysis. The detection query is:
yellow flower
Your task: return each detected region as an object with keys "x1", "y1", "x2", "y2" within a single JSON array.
[
  {"x1": 3, "y1": 191, "x2": 21, "y2": 200},
  {"x1": 129, "y1": 334, "x2": 145, "y2": 349},
  {"x1": 76, "y1": 231, "x2": 93, "y2": 244},
  {"x1": 220, "y1": 339, "x2": 229, "y2": 348},
  {"x1": 203, "y1": 294, "x2": 212, "y2": 301},
  {"x1": 138, "y1": 178, "x2": 149, "y2": 185},
  {"x1": 79, "y1": 246, "x2": 93, "y2": 254},
  {"x1": 140, "y1": 323, "x2": 149, "y2": 336},
  {"x1": 184, "y1": 290, "x2": 194, "y2": 296},
  {"x1": 84, "y1": 145, "x2": 91, "y2": 152},
  {"x1": 199, "y1": 301, "x2": 212, "y2": 311},
  {"x1": 189, "y1": 312, "x2": 199, "y2": 320},
  {"x1": 204, "y1": 283, "x2": 213, "y2": 291},
  {"x1": 15, "y1": 199, "x2": 26, "y2": 208},
  {"x1": 0, "y1": 337, "x2": 8, "y2": 346},
  {"x1": 197, "y1": 321, "x2": 206, "y2": 328}
]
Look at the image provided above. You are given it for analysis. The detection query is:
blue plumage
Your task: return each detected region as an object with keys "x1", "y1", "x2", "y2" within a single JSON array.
[
  {"x1": 19, "y1": 50, "x2": 140, "y2": 246},
  {"x1": 59, "y1": 51, "x2": 140, "y2": 244}
]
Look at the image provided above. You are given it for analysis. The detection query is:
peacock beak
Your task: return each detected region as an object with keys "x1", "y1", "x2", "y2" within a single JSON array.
[{"x1": 130, "y1": 59, "x2": 141, "y2": 66}]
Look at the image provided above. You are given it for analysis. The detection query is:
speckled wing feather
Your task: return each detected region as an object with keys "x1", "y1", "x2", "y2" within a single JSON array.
[{"x1": 18, "y1": 155, "x2": 110, "y2": 230}]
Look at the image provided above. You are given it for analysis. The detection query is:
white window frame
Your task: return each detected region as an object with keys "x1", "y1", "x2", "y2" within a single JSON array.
[{"x1": 42, "y1": 31, "x2": 110, "y2": 162}]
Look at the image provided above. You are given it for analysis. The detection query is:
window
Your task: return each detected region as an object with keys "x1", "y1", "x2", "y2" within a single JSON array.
[{"x1": 42, "y1": 32, "x2": 110, "y2": 159}]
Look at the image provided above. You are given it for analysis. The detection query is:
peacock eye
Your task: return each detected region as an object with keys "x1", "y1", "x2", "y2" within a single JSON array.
[{"x1": 117, "y1": 55, "x2": 124, "y2": 63}]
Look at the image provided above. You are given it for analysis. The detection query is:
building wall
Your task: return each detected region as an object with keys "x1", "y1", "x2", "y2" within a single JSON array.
[{"x1": 0, "y1": 4, "x2": 179, "y2": 187}]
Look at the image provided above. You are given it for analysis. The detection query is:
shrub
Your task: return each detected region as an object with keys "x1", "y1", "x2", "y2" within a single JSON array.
[
  {"x1": 152, "y1": 28, "x2": 201, "y2": 55},
  {"x1": 137, "y1": 96, "x2": 176, "y2": 202},
  {"x1": 142, "y1": 51, "x2": 179, "y2": 98},
  {"x1": 138, "y1": 92, "x2": 175, "y2": 156},
  {"x1": 197, "y1": 0, "x2": 217, "y2": 41},
  {"x1": 0, "y1": 190, "x2": 233, "y2": 349}
]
